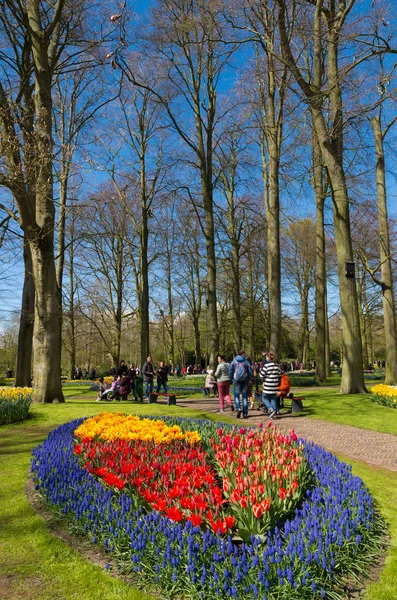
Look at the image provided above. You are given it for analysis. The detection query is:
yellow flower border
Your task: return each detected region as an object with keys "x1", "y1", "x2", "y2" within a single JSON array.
[
  {"x1": 74, "y1": 412, "x2": 200, "y2": 444},
  {"x1": 0, "y1": 387, "x2": 32, "y2": 402}
]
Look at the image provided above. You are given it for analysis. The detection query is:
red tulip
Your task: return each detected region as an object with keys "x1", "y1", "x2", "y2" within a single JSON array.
[
  {"x1": 187, "y1": 514, "x2": 202, "y2": 527},
  {"x1": 166, "y1": 507, "x2": 183, "y2": 522},
  {"x1": 239, "y1": 496, "x2": 248, "y2": 509}
]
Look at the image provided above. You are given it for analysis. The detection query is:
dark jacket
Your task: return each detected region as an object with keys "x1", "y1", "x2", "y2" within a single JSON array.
[
  {"x1": 119, "y1": 376, "x2": 131, "y2": 396},
  {"x1": 142, "y1": 361, "x2": 154, "y2": 382},
  {"x1": 117, "y1": 363, "x2": 128, "y2": 377},
  {"x1": 157, "y1": 366, "x2": 168, "y2": 384}
]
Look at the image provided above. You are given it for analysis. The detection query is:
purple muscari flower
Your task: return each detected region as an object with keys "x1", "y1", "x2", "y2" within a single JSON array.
[{"x1": 31, "y1": 417, "x2": 379, "y2": 600}]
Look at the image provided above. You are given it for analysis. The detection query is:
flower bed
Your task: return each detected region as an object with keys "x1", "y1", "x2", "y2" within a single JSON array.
[
  {"x1": 0, "y1": 377, "x2": 15, "y2": 386},
  {"x1": 0, "y1": 387, "x2": 33, "y2": 424},
  {"x1": 31, "y1": 415, "x2": 383, "y2": 599},
  {"x1": 371, "y1": 384, "x2": 397, "y2": 408}
]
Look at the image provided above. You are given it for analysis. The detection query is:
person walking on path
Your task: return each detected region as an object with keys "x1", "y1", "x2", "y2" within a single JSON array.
[
  {"x1": 215, "y1": 354, "x2": 232, "y2": 412},
  {"x1": 142, "y1": 356, "x2": 155, "y2": 399},
  {"x1": 156, "y1": 361, "x2": 168, "y2": 394},
  {"x1": 229, "y1": 351, "x2": 252, "y2": 419},
  {"x1": 260, "y1": 352, "x2": 281, "y2": 419}
]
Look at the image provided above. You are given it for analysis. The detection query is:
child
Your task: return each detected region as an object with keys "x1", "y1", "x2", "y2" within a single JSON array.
[
  {"x1": 276, "y1": 371, "x2": 291, "y2": 413},
  {"x1": 96, "y1": 377, "x2": 110, "y2": 401},
  {"x1": 103, "y1": 376, "x2": 120, "y2": 401},
  {"x1": 204, "y1": 369, "x2": 218, "y2": 398}
]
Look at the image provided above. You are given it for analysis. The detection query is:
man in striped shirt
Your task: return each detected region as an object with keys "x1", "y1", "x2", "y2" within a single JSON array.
[{"x1": 260, "y1": 352, "x2": 281, "y2": 419}]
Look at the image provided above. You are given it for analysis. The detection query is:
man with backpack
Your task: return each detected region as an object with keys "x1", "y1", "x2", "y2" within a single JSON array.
[{"x1": 229, "y1": 351, "x2": 252, "y2": 419}]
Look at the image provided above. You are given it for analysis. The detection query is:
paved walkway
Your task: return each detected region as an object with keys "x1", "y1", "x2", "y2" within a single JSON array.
[{"x1": 177, "y1": 397, "x2": 397, "y2": 472}]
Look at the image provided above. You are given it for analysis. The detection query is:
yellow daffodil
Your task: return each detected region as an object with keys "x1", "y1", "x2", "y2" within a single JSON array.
[{"x1": 74, "y1": 412, "x2": 200, "y2": 444}]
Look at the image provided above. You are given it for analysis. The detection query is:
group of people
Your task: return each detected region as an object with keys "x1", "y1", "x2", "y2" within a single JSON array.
[
  {"x1": 74, "y1": 366, "x2": 97, "y2": 380},
  {"x1": 95, "y1": 351, "x2": 291, "y2": 414},
  {"x1": 141, "y1": 357, "x2": 169, "y2": 398},
  {"x1": 205, "y1": 350, "x2": 290, "y2": 419},
  {"x1": 96, "y1": 357, "x2": 171, "y2": 401},
  {"x1": 96, "y1": 360, "x2": 140, "y2": 402}
]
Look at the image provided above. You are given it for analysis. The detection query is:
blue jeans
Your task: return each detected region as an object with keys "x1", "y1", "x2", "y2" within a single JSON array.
[
  {"x1": 157, "y1": 381, "x2": 168, "y2": 394},
  {"x1": 144, "y1": 380, "x2": 154, "y2": 397},
  {"x1": 234, "y1": 381, "x2": 249, "y2": 415},
  {"x1": 262, "y1": 393, "x2": 278, "y2": 412}
]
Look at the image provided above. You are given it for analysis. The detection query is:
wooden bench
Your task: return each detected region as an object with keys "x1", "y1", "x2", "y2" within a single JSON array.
[
  {"x1": 149, "y1": 392, "x2": 177, "y2": 406},
  {"x1": 254, "y1": 391, "x2": 304, "y2": 414}
]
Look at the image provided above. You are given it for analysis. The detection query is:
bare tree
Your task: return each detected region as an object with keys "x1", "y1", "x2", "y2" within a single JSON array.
[
  {"x1": 76, "y1": 188, "x2": 135, "y2": 367},
  {"x1": 0, "y1": 1, "x2": 71, "y2": 402},
  {"x1": 274, "y1": 0, "x2": 377, "y2": 392},
  {"x1": 112, "y1": 0, "x2": 240, "y2": 368},
  {"x1": 282, "y1": 218, "x2": 316, "y2": 365},
  {"x1": 368, "y1": 108, "x2": 397, "y2": 383}
]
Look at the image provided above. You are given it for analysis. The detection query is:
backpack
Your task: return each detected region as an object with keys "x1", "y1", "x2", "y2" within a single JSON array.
[{"x1": 234, "y1": 361, "x2": 248, "y2": 382}]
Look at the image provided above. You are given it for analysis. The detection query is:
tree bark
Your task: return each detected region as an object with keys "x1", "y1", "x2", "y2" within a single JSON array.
[
  {"x1": 30, "y1": 237, "x2": 64, "y2": 402},
  {"x1": 15, "y1": 239, "x2": 35, "y2": 387},
  {"x1": 371, "y1": 116, "x2": 397, "y2": 384},
  {"x1": 226, "y1": 184, "x2": 242, "y2": 354},
  {"x1": 313, "y1": 132, "x2": 327, "y2": 381},
  {"x1": 247, "y1": 244, "x2": 256, "y2": 359},
  {"x1": 27, "y1": 0, "x2": 65, "y2": 402},
  {"x1": 68, "y1": 234, "x2": 76, "y2": 380},
  {"x1": 276, "y1": 0, "x2": 365, "y2": 392},
  {"x1": 139, "y1": 151, "x2": 150, "y2": 366},
  {"x1": 166, "y1": 251, "x2": 175, "y2": 365},
  {"x1": 298, "y1": 289, "x2": 310, "y2": 365}
]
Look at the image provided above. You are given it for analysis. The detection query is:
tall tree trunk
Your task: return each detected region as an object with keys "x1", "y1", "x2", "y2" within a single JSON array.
[
  {"x1": 277, "y1": 0, "x2": 365, "y2": 393},
  {"x1": 247, "y1": 244, "x2": 255, "y2": 358},
  {"x1": 139, "y1": 153, "x2": 150, "y2": 366},
  {"x1": 325, "y1": 177, "x2": 365, "y2": 393},
  {"x1": 56, "y1": 159, "x2": 70, "y2": 291},
  {"x1": 30, "y1": 237, "x2": 64, "y2": 402},
  {"x1": 166, "y1": 250, "x2": 175, "y2": 365},
  {"x1": 200, "y1": 168, "x2": 219, "y2": 370},
  {"x1": 371, "y1": 116, "x2": 397, "y2": 384},
  {"x1": 227, "y1": 187, "x2": 242, "y2": 354},
  {"x1": 113, "y1": 236, "x2": 123, "y2": 367},
  {"x1": 325, "y1": 295, "x2": 331, "y2": 377},
  {"x1": 267, "y1": 146, "x2": 281, "y2": 360},
  {"x1": 298, "y1": 289, "x2": 310, "y2": 365},
  {"x1": 357, "y1": 266, "x2": 369, "y2": 369},
  {"x1": 313, "y1": 131, "x2": 327, "y2": 381},
  {"x1": 15, "y1": 239, "x2": 35, "y2": 387},
  {"x1": 28, "y1": 10, "x2": 64, "y2": 402},
  {"x1": 68, "y1": 238, "x2": 76, "y2": 380}
]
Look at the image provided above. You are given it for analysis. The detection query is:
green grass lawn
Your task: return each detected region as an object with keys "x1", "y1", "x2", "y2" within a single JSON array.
[
  {"x1": 61, "y1": 381, "x2": 397, "y2": 436},
  {"x1": 1, "y1": 391, "x2": 396, "y2": 599},
  {"x1": 298, "y1": 388, "x2": 397, "y2": 436}
]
